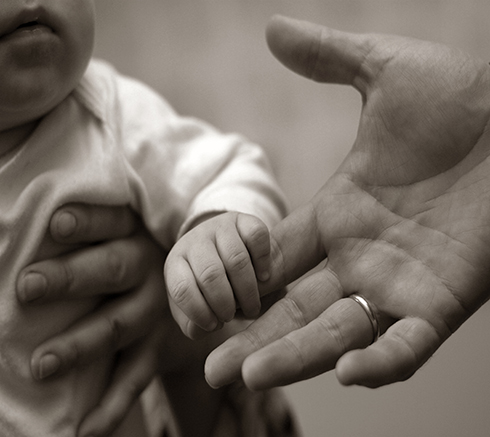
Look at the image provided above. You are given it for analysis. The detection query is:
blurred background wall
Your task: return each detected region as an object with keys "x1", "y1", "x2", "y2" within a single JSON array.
[{"x1": 94, "y1": 1, "x2": 490, "y2": 436}]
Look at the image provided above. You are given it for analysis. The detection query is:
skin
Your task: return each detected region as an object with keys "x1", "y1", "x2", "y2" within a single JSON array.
[
  {"x1": 18, "y1": 206, "x2": 168, "y2": 435},
  {"x1": 0, "y1": 0, "x2": 95, "y2": 156},
  {"x1": 18, "y1": 207, "x2": 288, "y2": 436},
  {"x1": 4, "y1": 2, "x2": 227, "y2": 435},
  {"x1": 204, "y1": 15, "x2": 490, "y2": 391},
  {"x1": 18, "y1": 209, "x2": 234, "y2": 437},
  {"x1": 17, "y1": 11, "x2": 490, "y2": 435},
  {"x1": 164, "y1": 211, "x2": 271, "y2": 339}
]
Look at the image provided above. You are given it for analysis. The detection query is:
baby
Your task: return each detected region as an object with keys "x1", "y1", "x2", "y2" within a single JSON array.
[{"x1": 0, "y1": 1, "x2": 286, "y2": 436}]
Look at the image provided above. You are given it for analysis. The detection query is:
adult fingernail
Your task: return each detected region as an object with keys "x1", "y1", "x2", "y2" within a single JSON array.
[
  {"x1": 37, "y1": 354, "x2": 61, "y2": 379},
  {"x1": 55, "y1": 211, "x2": 77, "y2": 238},
  {"x1": 18, "y1": 272, "x2": 47, "y2": 302}
]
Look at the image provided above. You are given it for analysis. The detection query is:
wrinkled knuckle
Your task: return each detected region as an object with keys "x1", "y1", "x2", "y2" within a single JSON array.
[
  {"x1": 317, "y1": 317, "x2": 347, "y2": 354},
  {"x1": 198, "y1": 264, "x2": 223, "y2": 288},
  {"x1": 241, "y1": 328, "x2": 265, "y2": 350},
  {"x1": 227, "y1": 250, "x2": 250, "y2": 273},
  {"x1": 281, "y1": 336, "x2": 306, "y2": 374},
  {"x1": 169, "y1": 279, "x2": 193, "y2": 308},
  {"x1": 277, "y1": 297, "x2": 308, "y2": 329},
  {"x1": 248, "y1": 220, "x2": 269, "y2": 242},
  {"x1": 237, "y1": 214, "x2": 268, "y2": 246}
]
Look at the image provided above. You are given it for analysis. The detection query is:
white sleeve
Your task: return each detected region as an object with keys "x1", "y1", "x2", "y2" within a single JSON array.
[{"x1": 116, "y1": 74, "x2": 288, "y2": 250}]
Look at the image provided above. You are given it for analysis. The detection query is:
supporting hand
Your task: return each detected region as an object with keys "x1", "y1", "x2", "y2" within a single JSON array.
[
  {"x1": 205, "y1": 15, "x2": 490, "y2": 390},
  {"x1": 17, "y1": 204, "x2": 167, "y2": 436}
]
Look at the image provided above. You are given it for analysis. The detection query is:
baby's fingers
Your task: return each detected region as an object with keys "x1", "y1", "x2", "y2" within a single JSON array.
[
  {"x1": 335, "y1": 318, "x2": 443, "y2": 387},
  {"x1": 236, "y1": 214, "x2": 271, "y2": 283},
  {"x1": 216, "y1": 214, "x2": 269, "y2": 318},
  {"x1": 164, "y1": 254, "x2": 219, "y2": 335},
  {"x1": 168, "y1": 299, "x2": 222, "y2": 340}
]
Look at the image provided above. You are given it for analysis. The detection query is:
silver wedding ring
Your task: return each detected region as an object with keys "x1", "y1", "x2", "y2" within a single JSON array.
[{"x1": 349, "y1": 294, "x2": 380, "y2": 344}]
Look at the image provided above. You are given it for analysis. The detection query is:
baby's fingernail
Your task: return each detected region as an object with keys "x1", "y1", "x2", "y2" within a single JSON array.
[
  {"x1": 206, "y1": 319, "x2": 219, "y2": 331},
  {"x1": 212, "y1": 321, "x2": 224, "y2": 331},
  {"x1": 18, "y1": 272, "x2": 47, "y2": 302},
  {"x1": 205, "y1": 373, "x2": 221, "y2": 389},
  {"x1": 222, "y1": 307, "x2": 236, "y2": 324},
  {"x1": 37, "y1": 354, "x2": 61, "y2": 379},
  {"x1": 55, "y1": 211, "x2": 77, "y2": 238},
  {"x1": 250, "y1": 305, "x2": 261, "y2": 319},
  {"x1": 258, "y1": 270, "x2": 270, "y2": 282}
]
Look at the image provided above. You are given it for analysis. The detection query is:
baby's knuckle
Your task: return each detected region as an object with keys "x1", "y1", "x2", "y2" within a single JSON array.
[
  {"x1": 169, "y1": 279, "x2": 193, "y2": 307},
  {"x1": 198, "y1": 264, "x2": 223, "y2": 288},
  {"x1": 246, "y1": 221, "x2": 268, "y2": 243},
  {"x1": 227, "y1": 250, "x2": 250, "y2": 272}
]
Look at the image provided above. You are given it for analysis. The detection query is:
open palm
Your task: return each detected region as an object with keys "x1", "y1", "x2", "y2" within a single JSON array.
[{"x1": 205, "y1": 16, "x2": 490, "y2": 390}]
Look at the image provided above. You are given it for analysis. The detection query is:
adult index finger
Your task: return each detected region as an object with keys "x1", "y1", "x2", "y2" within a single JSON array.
[{"x1": 205, "y1": 264, "x2": 342, "y2": 388}]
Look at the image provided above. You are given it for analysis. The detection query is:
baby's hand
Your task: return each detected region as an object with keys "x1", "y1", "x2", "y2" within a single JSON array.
[{"x1": 164, "y1": 212, "x2": 271, "y2": 339}]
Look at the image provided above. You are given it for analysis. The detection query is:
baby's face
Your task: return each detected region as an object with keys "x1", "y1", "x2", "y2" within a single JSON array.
[{"x1": 0, "y1": 0, "x2": 95, "y2": 130}]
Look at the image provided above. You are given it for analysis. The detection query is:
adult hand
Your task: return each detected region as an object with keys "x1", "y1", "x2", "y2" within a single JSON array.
[
  {"x1": 16, "y1": 204, "x2": 168, "y2": 436},
  {"x1": 205, "y1": 15, "x2": 490, "y2": 390}
]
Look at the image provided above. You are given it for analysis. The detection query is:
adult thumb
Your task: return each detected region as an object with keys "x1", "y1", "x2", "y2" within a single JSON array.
[{"x1": 266, "y1": 15, "x2": 373, "y2": 89}]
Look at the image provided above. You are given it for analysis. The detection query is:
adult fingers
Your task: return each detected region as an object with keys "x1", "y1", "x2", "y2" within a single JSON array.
[
  {"x1": 50, "y1": 204, "x2": 138, "y2": 244},
  {"x1": 77, "y1": 324, "x2": 165, "y2": 437},
  {"x1": 30, "y1": 272, "x2": 165, "y2": 380},
  {"x1": 17, "y1": 232, "x2": 154, "y2": 303},
  {"x1": 205, "y1": 265, "x2": 342, "y2": 388},
  {"x1": 241, "y1": 297, "x2": 375, "y2": 390},
  {"x1": 335, "y1": 317, "x2": 442, "y2": 388},
  {"x1": 265, "y1": 15, "x2": 376, "y2": 91}
]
